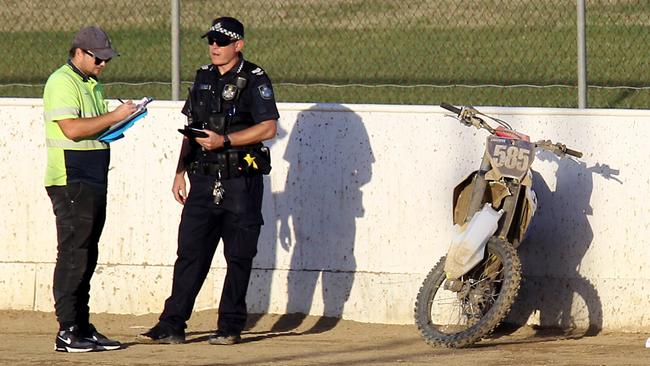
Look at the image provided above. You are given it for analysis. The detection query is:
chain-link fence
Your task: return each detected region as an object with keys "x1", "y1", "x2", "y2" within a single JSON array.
[{"x1": 1, "y1": 0, "x2": 648, "y2": 108}]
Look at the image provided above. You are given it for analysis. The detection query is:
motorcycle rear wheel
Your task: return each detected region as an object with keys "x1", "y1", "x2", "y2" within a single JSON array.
[{"x1": 414, "y1": 237, "x2": 521, "y2": 348}]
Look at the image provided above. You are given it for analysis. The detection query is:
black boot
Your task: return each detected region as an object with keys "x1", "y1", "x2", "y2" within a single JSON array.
[{"x1": 135, "y1": 323, "x2": 185, "y2": 344}]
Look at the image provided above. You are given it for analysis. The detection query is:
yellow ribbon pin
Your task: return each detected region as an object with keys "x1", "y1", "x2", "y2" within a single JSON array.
[{"x1": 243, "y1": 153, "x2": 258, "y2": 169}]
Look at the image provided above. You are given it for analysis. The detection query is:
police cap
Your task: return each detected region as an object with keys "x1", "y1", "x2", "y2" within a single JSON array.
[{"x1": 201, "y1": 17, "x2": 244, "y2": 42}]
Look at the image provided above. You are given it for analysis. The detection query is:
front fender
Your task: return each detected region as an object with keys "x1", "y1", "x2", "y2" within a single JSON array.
[{"x1": 444, "y1": 203, "x2": 503, "y2": 279}]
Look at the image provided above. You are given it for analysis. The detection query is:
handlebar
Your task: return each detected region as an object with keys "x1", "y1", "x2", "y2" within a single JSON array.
[
  {"x1": 441, "y1": 102, "x2": 584, "y2": 159},
  {"x1": 534, "y1": 140, "x2": 583, "y2": 158},
  {"x1": 440, "y1": 103, "x2": 462, "y2": 115},
  {"x1": 564, "y1": 147, "x2": 583, "y2": 158},
  {"x1": 441, "y1": 103, "x2": 489, "y2": 131}
]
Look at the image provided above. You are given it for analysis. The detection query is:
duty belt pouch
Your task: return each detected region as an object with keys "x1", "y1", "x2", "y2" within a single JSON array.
[
  {"x1": 259, "y1": 147, "x2": 272, "y2": 175},
  {"x1": 227, "y1": 151, "x2": 241, "y2": 178},
  {"x1": 242, "y1": 147, "x2": 271, "y2": 175},
  {"x1": 216, "y1": 153, "x2": 229, "y2": 179},
  {"x1": 260, "y1": 146, "x2": 271, "y2": 165}
]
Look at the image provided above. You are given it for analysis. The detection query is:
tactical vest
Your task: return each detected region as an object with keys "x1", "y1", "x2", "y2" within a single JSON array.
[
  {"x1": 185, "y1": 61, "x2": 263, "y2": 165},
  {"x1": 190, "y1": 64, "x2": 254, "y2": 133}
]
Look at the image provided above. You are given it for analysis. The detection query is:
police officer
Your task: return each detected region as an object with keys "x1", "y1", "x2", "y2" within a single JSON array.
[
  {"x1": 137, "y1": 16, "x2": 279, "y2": 345},
  {"x1": 44, "y1": 26, "x2": 137, "y2": 352}
]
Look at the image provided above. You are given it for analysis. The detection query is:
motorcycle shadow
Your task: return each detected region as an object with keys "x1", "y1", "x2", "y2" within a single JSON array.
[
  {"x1": 476, "y1": 324, "x2": 594, "y2": 347},
  {"x1": 491, "y1": 271, "x2": 603, "y2": 343},
  {"x1": 494, "y1": 157, "x2": 618, "y2": 341}
]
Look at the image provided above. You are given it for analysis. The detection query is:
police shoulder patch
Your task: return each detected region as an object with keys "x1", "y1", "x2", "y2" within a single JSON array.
[
  {"x1": 251, "y1": 67, "x2": 265, "y2": 76},
  {"x1": 258, "y1": 84, "x2": 273, "y2": 100}
]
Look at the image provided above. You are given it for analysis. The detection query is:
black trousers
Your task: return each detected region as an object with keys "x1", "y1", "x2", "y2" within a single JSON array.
[
  {"x1": 46, "y1": 182, "x2": 107, "y2": 330},
  {"x1": 160, "y1": 173, "x2": 262, "y2": 334}
]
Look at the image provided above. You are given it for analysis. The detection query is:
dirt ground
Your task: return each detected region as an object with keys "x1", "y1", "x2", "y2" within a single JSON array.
[{"x1": 0, "y1": 310, "x2": 648, "y2": 366}]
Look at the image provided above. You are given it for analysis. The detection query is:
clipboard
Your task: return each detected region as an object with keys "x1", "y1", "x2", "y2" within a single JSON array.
[{"x1": 98, "y1": 97, "x2": 154, "y2": 143}]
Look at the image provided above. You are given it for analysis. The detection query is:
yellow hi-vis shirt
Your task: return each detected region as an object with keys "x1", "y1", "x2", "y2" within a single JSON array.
[{"x1": 43, "y1": 62, "x2": 110, "y2": 187}]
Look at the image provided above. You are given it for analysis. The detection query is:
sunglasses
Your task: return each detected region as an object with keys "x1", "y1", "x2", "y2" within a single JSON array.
[
  {"x1": 83, "y1": 49, "x2": 111, "y2": 65},
  {"x1": 208, "y1": 37, "x2": 237, "y2": 47}
]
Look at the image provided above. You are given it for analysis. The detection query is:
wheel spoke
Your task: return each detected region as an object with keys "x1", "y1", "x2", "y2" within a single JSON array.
[
  {"x1": 415, "y1": 238, "x2": 521, "y2": 347},
  {"x1": 426, "y1": 251, "x2": 506, "y2": 331}
]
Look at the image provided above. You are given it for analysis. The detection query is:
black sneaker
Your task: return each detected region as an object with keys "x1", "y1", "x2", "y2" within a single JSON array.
[
  {"x1": 135, "y1": 324, "x2": 185, "y2": 344},
  {"x1": 83, "y1": 324, "x2": 121, "y2": 351},
  {"x1": 54, "y1": 325, "x2": 98, "y2": 353},
  {"x1": 208, "y1": 330, "x2": 241, "y2": 345}
]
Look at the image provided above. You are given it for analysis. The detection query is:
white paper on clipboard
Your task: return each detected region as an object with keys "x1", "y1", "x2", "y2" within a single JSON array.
[{"x1": 98, "y1": 97, "x2": 153, "y2": 142}]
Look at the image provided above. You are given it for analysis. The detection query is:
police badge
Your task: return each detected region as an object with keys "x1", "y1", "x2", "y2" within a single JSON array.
[
  {"x1": 222, "y1": 84, "x2": 237, "y2": 100},
  {"x1": 258, "y1": 84, "x2": 273, "y2": 100}
]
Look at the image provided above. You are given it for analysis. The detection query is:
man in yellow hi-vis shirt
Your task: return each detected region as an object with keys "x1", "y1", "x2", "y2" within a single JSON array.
[{"x1": 43, "y1": 26, "x2": 136, "y2": 353}]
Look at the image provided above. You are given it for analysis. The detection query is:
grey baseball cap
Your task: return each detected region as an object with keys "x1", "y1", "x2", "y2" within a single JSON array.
[{"x1": 72, "y1": 26, "x2": 119, "y2": 60}]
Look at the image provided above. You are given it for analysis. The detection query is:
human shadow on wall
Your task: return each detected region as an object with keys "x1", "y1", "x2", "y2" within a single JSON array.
[
  {"x1": 504, "y1": 154, "x2": 621, "y2": 338},
  {"x1": 267, "y1": 105, "x2": 374, "y2": 334},
  {"x1": 245, "y1": 123, "x2": 288, "y2": 331}
]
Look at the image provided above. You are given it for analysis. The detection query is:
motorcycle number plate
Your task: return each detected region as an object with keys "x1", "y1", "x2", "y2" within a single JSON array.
[{"x1": 486, "y1": 136, "x2": 535, "y2": 180}]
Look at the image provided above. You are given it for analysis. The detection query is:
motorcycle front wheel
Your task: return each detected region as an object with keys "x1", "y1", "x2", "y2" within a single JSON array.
[{"x1": 414, "y1": 237, "x2": 521, "y2": 348}]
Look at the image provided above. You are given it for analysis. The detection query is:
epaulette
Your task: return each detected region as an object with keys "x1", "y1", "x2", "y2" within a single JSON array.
[
  {"x1": 199, "y1": 64, "x2": 212, "y2": 71},
  {"x1": 241, "y1": 61, "x2": 265, "y2": 77},
  {"x1": 250, "y1": 67, "x2": 265, "y2": 76}
]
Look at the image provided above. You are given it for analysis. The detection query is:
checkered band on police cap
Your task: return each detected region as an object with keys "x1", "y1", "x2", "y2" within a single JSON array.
[{"x1": 201, "y1": 17, "x2": 244, "y2": 40}]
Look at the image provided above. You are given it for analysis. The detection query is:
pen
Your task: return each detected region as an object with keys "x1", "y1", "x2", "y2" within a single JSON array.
[{"x1": 117, "y1": 98, "x2": 124, "y2": 104}]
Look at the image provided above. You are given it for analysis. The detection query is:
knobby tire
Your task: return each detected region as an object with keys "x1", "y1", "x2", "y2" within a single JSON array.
[{"x1": 414, "y1": 237, "x2": 521, "y2": 348}]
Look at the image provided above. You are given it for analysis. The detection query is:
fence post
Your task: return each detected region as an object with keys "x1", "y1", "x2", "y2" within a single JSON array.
[
  {"x1": 171, "y1": 0, "x2": 181, "y2": 101},
  {"x1": 577, "y1": 0, "x2": 587, "y2": 108}
]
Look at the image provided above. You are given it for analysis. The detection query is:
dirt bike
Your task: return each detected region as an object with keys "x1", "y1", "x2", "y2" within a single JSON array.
[{"x1": 414, "y1": 103, "x2": 583, "y2": 348}]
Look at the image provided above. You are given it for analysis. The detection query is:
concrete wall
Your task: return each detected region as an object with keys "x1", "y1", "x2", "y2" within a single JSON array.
[{"x1": 1, "y1": 98, "x2": 648, "y2": 331}]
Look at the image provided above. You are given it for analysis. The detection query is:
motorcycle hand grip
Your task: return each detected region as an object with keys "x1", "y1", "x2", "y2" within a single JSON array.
[
  {"x1": 564, "y1": 147, "x2": 583, "y2": 158},
  {"x1": 440, "y1": 103, "x2": 462, "y2": 115}
]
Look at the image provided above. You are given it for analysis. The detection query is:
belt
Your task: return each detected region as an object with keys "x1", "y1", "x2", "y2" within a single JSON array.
[
  {"x1": 189, "y1": 149, "x2": 248, "y2": 179},
  {"x1": 188, "y1": 147, "x2": 270, "y2": 178},
  {"x1": 189, "y1": 161, "x2": 241, "y2": 179}
]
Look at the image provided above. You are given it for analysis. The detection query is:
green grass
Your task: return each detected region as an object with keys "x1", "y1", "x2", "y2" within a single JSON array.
[{"x1": 1, "y1": 0, "x2": 648, "y2": 108}]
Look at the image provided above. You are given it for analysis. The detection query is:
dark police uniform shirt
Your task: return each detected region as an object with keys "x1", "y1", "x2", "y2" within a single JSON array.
[
  {"x1": 181, "y1": 56, "x2": 279, "y2": 225},
  {"x1": 181, "y1": 56, "x2": 280, "y2": 133}
]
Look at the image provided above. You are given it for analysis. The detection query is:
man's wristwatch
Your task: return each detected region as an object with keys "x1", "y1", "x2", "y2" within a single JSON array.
[{"x1": 223, "y1": 134, "x2": 232, "y2": 149}]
